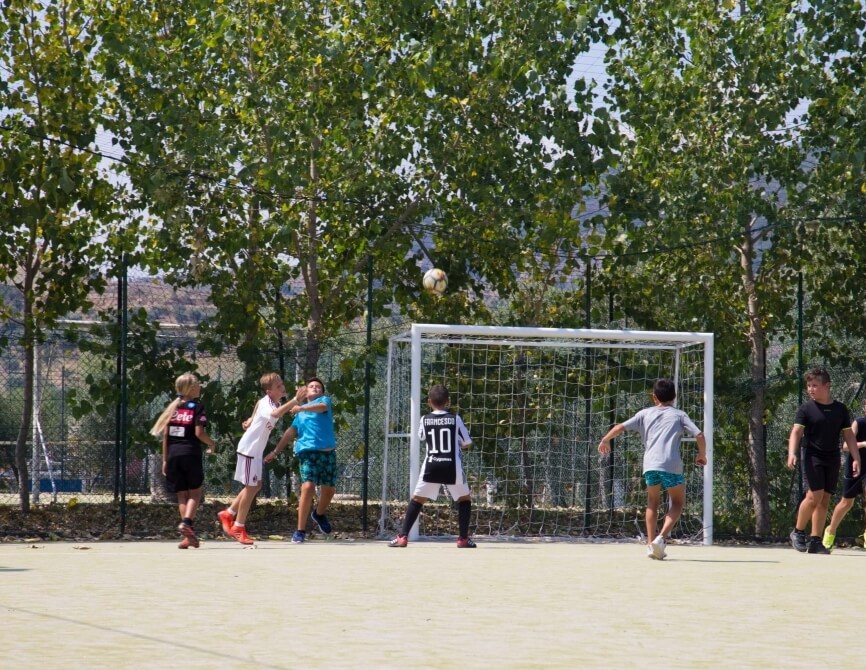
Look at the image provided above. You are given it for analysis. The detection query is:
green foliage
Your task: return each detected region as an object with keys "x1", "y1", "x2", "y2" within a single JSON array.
[
  {"x1": 95, "y1": 0, "x2": 613, "y2": 380},
  {"x1": 0, "y1": 0, "x2": 125, "y2": 510},
  {"x1": 587, "y1": 0, "x2": 866, "y2": 534}
]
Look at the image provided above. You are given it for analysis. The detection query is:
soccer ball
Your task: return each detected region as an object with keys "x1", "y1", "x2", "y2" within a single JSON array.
[{"x1": 422, "y1": 268, "x2": 448, "y2": 296}]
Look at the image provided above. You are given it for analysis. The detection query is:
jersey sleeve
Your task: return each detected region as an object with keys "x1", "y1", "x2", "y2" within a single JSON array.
[
  {"x1": 621, "y1": 410, "x2": 644, "y2": 432},
  {"x1": 841, "y1": 404, "x2": 852, "y2": 431},
  {"x1": 793, "y1": 403, "x2": 808, "y2": 427},
  {"x1": 455, "y1": 415, "x2": 471, "y2": 447},
  {"x1": 196, "y1": 402, "x2": 208, "y2": 426},
  {"x1": 680, "y1": 412, "x2": 701, "y2": 437}
]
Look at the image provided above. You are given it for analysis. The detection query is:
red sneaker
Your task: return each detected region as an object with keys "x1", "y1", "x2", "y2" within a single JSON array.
[
  {"x1": 178, "y1": 534, "x2": 200, "y2": 549},
  {"x1": 229, "y1": 526, "x2": 254, "y2": 545},
  {"x1": 178, "y1": 523, "x2": 200, "y2": 548},
  {"x1": 217, "y1": 509, "x2": 235, "y2": 537},
  {"x1": 456, "y1": 537, "x2": 477, "y2": 548},
  {"x1": 388, "y1": 535, "x2": 408, "y2": 548},
  {"x1": 178, "y1": 522, "x2": 198, "y2": 537}
]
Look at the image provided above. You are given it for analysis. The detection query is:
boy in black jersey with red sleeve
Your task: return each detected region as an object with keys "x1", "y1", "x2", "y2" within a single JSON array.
[
  {"x1": 787, "y1": 367, "x2": 860, "y2": 554},
  {"x1": 150, "y1": 373, "x2": 217, "y2": 549},
  {"x1": 388, "y1": 384, "x2": 475, "y2": 549}
]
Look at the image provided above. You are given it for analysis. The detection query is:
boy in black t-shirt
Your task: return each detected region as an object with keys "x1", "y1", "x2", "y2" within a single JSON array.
[
  {"x1": 787, "y1": 367, "x2": 860, "y2": 554},
  {"x1": 821, "y1": 399, "x2": 866, "y2": 550}
]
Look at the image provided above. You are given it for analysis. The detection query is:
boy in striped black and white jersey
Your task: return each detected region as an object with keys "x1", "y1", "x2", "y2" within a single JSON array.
[
  {"x1": 389, "y1": 384, "x2": 476, "y2": 548},
  {"x1": 217, "y1": 373, "x2": 306, "y2": 545}
]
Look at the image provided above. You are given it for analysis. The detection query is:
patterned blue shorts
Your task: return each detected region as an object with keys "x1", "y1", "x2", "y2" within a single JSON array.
[
  {"x1": 644, "y1": 470, "x2": 685, "y2": 489},
  {"x1": 298, "y1": 450, "x2": 337, "y2": 487}
]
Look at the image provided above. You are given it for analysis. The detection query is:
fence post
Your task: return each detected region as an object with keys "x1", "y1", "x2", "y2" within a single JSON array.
[
  {"x1": 118, "y1": 252, "x2": 129, "y2": 534},
  {"x1": 796, "y1": 270, "x2": 803, "y2": 502},
  {"x1": 362, "y1": 253, "x2": 372, "y2": 533},
  {"x1": 30, "y1": 343, "x2": 40, "y2": 504},
  {"x1": 582, "y1": 256, "x2": 592, "y2": 532}
]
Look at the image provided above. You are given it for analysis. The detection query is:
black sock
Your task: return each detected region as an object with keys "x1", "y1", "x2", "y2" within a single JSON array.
[
  {"x1": 401, "y1": 500, "x2": 424, "y2": 536},
  {"x1": 183, "y1": 517, "x2": 193, "y2": 527},
  {"x1": 457, "y1": 499, "x2": 471, "y2": 538}
]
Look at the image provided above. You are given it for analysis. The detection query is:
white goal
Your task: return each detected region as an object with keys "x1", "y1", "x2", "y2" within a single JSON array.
[{"x1": 379, "y1": 324, "x2": 714, "y2": 544}]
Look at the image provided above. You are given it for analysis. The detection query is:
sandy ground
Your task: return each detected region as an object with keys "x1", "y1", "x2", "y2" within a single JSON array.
[{"x1": 2, "y1": 538, "x2": 864, "y2": 669}]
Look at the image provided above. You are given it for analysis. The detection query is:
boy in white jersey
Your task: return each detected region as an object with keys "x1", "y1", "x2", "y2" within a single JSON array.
[
  {"x1": 598, "y1": 378, "x2": 707, "y2": 560},
  {"x1": 217, "y1": 373, "x2": 306, "y2": 545}
]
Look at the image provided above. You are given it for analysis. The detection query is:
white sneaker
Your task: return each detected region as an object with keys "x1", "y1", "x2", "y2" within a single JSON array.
[
  {"x1": 646, "y1": 545, "x2": 655, "y2": 559},
  {"x1": 651, "y1": 535, "x2": 667, "y2": 560}
]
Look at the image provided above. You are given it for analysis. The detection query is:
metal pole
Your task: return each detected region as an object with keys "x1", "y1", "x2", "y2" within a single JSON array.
[
  {"x1": 362, "y1": 254, "x2": 373, "y2": 533},
  {"x1": 408, "y1": 325, "x2": 422, "y2": 540},
  {"x1": 114, "y1": 264, "x2": 122, "y2": 501},
  {"x1": 582, "y1": 258, "x2": 592, "y2": 532},
  {"x1": 119, "y1": 253, "x2": 129, "y2": 534},
  {"x1": 796, "y1": 270, "x2": 804, "y2": 501},
  {"x1": 703, "y1": 334, "x2": 715, "y2": 545},
  {"x1": 30, "y1": 344, "x2": 40, "y2": 504}
]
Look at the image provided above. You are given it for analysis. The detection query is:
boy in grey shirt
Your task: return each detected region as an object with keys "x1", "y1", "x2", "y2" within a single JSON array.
[{"x1": 598, "y1": 378, "x2": 707, "y2": 560}]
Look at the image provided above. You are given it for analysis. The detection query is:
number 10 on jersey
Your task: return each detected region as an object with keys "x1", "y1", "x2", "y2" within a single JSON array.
[{"x1": 426, "y1": 428, "x2": 453, "y2": 454}]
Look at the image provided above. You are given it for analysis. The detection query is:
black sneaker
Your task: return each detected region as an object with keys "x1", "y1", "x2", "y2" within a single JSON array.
[
  {"x1": 807, "y1": 536, "x2": 830, "y2": 554},
  {"x1": 790, "y1": 529, "x2": 807, "y2": 553}
]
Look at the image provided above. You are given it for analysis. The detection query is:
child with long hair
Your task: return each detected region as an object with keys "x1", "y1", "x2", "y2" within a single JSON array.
[{"x1": 151, "y1": 373, "x2": 216, "y2": 549}]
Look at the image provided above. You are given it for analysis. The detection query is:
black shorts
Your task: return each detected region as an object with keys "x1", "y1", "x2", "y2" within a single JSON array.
[
  {"x1": 166, "y1": 454, "x2": 204, "y2": 492},
  {"x1": 802, "y1": 448, "x2": 840, "y2": 494},
  {"x1": 840, "y1": 453, "x2": 866, "y2": 499}
]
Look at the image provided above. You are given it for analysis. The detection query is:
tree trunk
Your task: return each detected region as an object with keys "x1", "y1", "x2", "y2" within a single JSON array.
[
  {"x1": 15, "y1": 312, "x2": 39, "y2": 514},
  {"x1": 148, "y1": 453, "x2": 174, "y2": 504},
  {"x1": 747, "y1": 387, "x2": 770, "y2": 535},
  {"x1": 739, "y1": 219, "x2": 771, "y2": 536}
]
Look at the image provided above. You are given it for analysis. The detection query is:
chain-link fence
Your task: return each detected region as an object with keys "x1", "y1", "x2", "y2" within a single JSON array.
[
  {"x1": 0, "y1": 261, "x2": 398, "y2": 536},
  {"x1": 0, "y1": 321, "x2": 393, "y2": 533},
  {"x1": 2, "y1": 276, "x2": 866, "y2": 540}
]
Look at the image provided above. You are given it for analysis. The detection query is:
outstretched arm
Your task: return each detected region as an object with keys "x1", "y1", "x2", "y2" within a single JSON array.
[
  {"x1": 598, "y1": 424, "x2": 626, "y2": 455},
  {"x1": 272, "y1": 386, "x2": 308, "y2": 419},
  {"x1": 292, "y1": 401, "x2": 328, "y2": 415},
  {"x1": 264, "y1": 426, "x2": 298, "y2": 463}
]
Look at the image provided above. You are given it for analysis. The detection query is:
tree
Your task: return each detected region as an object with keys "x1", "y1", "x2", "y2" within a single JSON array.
[
  {"x1": 797, "y1": 2, "x2": 866, "y2": 352},
  {"x1": 95, "y1": 0, "x2": 615, "y2": 391},
  {"x1": 0, "y1": 1, "x2": 121, "y2": 511},
  {"x1": 592, "y1": 1, "x2": 821, "y2": 535}
]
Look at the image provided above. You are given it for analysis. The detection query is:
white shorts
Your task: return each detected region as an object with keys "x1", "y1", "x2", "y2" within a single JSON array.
[
  {"x1": 234, "y1": 453, "x2": 263, "y2": 487},
  {"x1": 412, "y1": 480, "x2": 471, "y2": 501}
]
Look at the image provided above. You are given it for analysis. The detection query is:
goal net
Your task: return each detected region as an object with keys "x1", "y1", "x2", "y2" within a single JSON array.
[{"x1": 379, "y1": 324, "x2": 714, "y2": 544}]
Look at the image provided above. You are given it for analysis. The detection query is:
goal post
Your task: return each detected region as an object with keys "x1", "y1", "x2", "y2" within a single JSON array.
[{"x1": 380, "y1": 324, "x2": 714, "y2": 545}]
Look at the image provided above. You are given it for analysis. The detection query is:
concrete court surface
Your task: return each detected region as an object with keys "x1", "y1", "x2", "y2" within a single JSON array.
[{"x1": 2, "y1": 538, "x2": 863, "y2": 669}]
